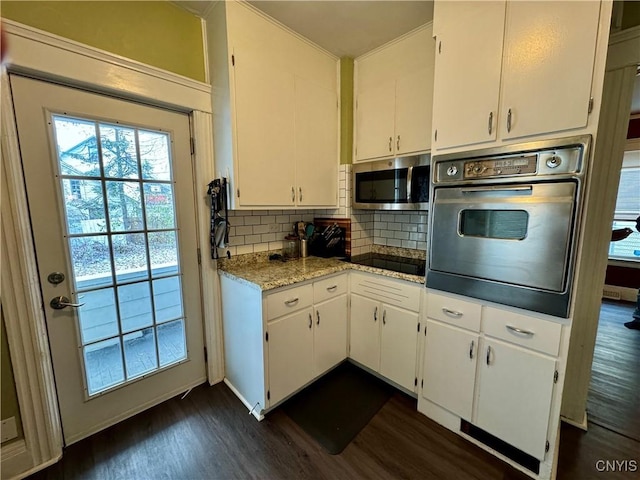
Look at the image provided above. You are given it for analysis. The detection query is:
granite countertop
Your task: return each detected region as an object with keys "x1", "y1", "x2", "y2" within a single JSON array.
[{"x1": 218, "y1": 247, "x2": 426, "y2": 291}]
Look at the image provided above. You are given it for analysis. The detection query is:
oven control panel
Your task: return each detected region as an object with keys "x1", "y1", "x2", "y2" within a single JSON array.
[
  {"x1": 434, "y1": 143, "x2": 584, "y2": 184},
  {"x1": 463, "y1": 155, "x2": 537, "y2": 179}
]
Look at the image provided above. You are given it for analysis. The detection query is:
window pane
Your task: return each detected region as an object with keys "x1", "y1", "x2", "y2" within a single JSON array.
[
  {"x1": 144, "y1": 183, "x2": 176, "y2": 230},
  {"x1": 158, "y1": 320, "x2": 186, "y2": 367},
  {"x1": 99, "y1": 125, "x2": 139, "y2": 179},
  {"x1": 123, "y1": 328, "x2": 158, "y2": 379},
  {"x1": 53, "y1": 117, "x2": 100, "y2": 176},
  {"x1": 614, "y1": 166, "x2": 640, "y2": 219},
  {"x1": 69, "y1": 236, "x2": 112, "y2": 286},
  {"x1": 112, "y1": 233, "x2": 148, "y2": 281},
  {"x1": 153, "y1": 276, "x2": 183, "y2": 323},
  {"x1": 148, "y1": 231, "x2": 179, "y2": 275},
  {"x1": 139, "y1": 130, "x2": 172, "y2": 181},
  {"x1": 84, "y1": 337, "x2": 125, "y2": 395},
  {"x1": 106, "y1": 181, "x2": 143, "y2": 232},
  {"x1": 609, "y1": 220, "x2": 640, "y2": 261},
  {"x1": 118, "y1": 282, "x2": 153, "y2": 333},
  {"x1": 77, "y1": 289, "x2": 119, "y2": 344},
  {"x1": 62, "y1": 179, "x2": 106, "y2": 235}
]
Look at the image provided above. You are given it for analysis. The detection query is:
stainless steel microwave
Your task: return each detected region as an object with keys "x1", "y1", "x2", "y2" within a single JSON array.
[{"x1": 352, "y1": 155, "x2": 430, "y2": 210}]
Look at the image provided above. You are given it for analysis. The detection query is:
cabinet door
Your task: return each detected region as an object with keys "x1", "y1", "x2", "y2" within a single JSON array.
[
  {"x1": 354, "y1": 80, "x2": 396, "y2": 161},
  {"x1": 422, "y1": 320, "x2": 478, "y2": 420},
  {"x1": 314, "y1": 295, "x2": 348, "y2": 376},
  {"x1": 267, "y1": 308, "x2": 314, "y2": 406},
  {"x1": 349, "y1": 294, "x2": 380, "y2": 371},
  {"x1": 500, "y1": 1, "x2": 600, "y2": 139},
  {"x1": 379, "y1": 304, "x2": 419, "y2": 391},
  {"x1": 395, "y1": 66, "x2": 433, "y2": 156},
  {"x1": 431, "y1": 1, "x2": 505, "y2": 150},
  {"x1": 233, "y1": 48, "x2": 296, "y2": 206},
  {"x1": 476, "y1": 338, "x2": 556, "y2": 460},
  {"x1": 295, "y1": 76, "x2": 338, "y2": 207}
]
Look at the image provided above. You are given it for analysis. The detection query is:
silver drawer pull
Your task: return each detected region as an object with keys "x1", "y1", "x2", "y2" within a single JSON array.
[
  {"x1": 506, "y1": 325, "x2": 535, "y2": 336},
  {"x1": 469, "y1": 340, "x2": 475, "y2": 359},
  {"x1": 374, "y1": 306, "x2": 378, "y2": 322},
  {"x1": 442, "y1": 307, "x2": 463, "y2": 317},
  {"x1": 284, "y1": 298, "x2": 299, "y2": 306},
  {"x1": 326, "y1": 285, "x2": 338, "y2": 292},
  {"x1": 486, "y1": 345, "x2": 492, "y2": 365}
]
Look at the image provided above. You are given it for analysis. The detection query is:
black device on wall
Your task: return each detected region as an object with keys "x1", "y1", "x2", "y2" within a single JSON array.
[{"x1": 207, "y1": 178, "x2": 230, "y2": 259}]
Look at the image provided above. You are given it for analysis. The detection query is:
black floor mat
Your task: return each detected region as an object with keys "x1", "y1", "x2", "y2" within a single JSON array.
[{"x1": 281, "y1": 361, "x2": 394, "y2": 454}]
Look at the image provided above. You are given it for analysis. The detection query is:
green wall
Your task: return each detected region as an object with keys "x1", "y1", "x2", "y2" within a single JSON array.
[
  {"x1": 1, "y1": 1, "x2": 206, "y2": 82},
  {"x1": 1, "y1": 310, "x2": 24, "y2": 444}
]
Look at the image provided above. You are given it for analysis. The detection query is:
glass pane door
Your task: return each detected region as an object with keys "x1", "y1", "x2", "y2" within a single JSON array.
[{"x1": 53, "y1": 116, "x2": 187, "y2": 396}]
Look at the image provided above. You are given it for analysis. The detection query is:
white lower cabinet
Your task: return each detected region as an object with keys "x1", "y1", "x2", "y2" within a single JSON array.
[
  {"x1": 349, "y1": 272, "x2": 421, "y2": 392},
  {"x1": 422, "y1": 320, "x2": 478, "y2": 421},
  {"x1": 420, "y1": 291, "x2": 562, "y2": 463},
  {"x1": 476, "y1": 337, "x2": 556, "y2": 460},
  {"x1": 267, "y1": 307, "x2": 314, "y2": 406},
  {"x1": 314, "y1": 294, "x2": 348, "y2": 376}
]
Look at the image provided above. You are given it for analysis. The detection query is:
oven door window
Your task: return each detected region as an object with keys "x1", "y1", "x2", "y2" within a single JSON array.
[
  {"x1": 460, "y1": 210, "x2": 528, "y2": 240},
  {"x1": 356, "y1": 168, "x2": 408, "y2": 203}
]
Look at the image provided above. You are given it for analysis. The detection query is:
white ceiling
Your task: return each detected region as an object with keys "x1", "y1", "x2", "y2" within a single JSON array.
[{"x1": 175, "y1": 0, "x2": 434, "y2": 58}]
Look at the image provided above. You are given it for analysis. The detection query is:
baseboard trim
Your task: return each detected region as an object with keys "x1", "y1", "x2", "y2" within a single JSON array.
[
  {"x1": 1, "y1": 439, "x2": 31, "y2": 480},
  {"x1": 223, "y1": 379, "x2": 265, "y2": 420},
  {"x1": 603, "y1": 284, "x2": 638, "y2": 303},
  {"x1": 561, "y1": 411, "x2": 588, "y2": 431}
]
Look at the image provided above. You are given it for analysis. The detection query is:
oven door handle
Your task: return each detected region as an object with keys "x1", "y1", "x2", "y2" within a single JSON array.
[
  {"x1": 406, "y1": 166, "x2": 413, "y2": 202},
  {"x1": 461, "y1": 186, "x2": 533, "y2": 196}
]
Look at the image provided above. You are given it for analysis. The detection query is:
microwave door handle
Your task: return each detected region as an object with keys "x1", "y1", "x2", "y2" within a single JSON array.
[{"x1": 406, "y1": 166, "x2": 413, "y2": 202}]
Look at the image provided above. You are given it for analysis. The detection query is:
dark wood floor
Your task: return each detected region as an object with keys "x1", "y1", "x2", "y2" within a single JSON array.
[
  {"x1": 587, "y1": 300, "x2": 640, "y2": 442},
  {"x1": 29, "y1": 301, "x2": 640, "y2": 480}
]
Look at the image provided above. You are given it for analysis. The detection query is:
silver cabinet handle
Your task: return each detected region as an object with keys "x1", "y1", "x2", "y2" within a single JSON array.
[
  {"x1": 506, "y1": 325, "x2": 535, "y2": 336},
  {"x1": 434, "y1": 129, "x2": 438, "y2": 142},
  {"x1": 442, "y1": 307, "x2": 463, "y2": 317},
  {"x1": 488, "y1": 111, "x2": 493, "y2": 135},
  {"x1": 316, "y1": 310, "x2": 320, "y2": 326},
  {"x1": 374, "y1": 306, "x2": 378, "y2": 322},
  {"x1": 326, "y1": 285, "x2": 338, "y2": 292},
  {"x1": 50, "y1": 296, "x2": 84, "y2": 310},
  {"x1": 284, "y1": 298, "x2": 299, "y2": 306},
  {"x1": 299, "y1": 187, "x2": 303, "y2": 202},
  {"x1": 382, "y1": 310, "x2": 386, "y2": 325},
  {"x1": 507, "y1": 108, "x2": 512, "y2": 133},
  {"x1": 396, "y1": 135, "x2": 400, "y2": 151},
  {"x1": 291, "y1": 186, "x2": 295, "y2": 202},
  {"x1": 308, "y1": 313, "x2": 312, "y2": 329},
  {"x1": 469, "y1": 340, "x2": 475, "y2": 359},
  {"x1": 388, "y1": 136, "x2": 392, "y2": 152},
  {"x1": 486, "y1": 345, "x2": 492, "y2": 366}
]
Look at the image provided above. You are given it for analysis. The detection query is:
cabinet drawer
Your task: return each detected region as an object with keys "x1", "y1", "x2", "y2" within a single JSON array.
[
  {"x1": 314, "y1": 274, "x2": 348, "y2": 304},
  {"x1": 483, "y1": 306, "x2": 562, "y2": 356},
  {"x1": 426, "y1": 292, "x2": 481, "y2": 332},
  {"x1": 350, "y1": 272, "x2": 420, "y2": 312},
  {"x1": 266, "y1": 284, "x2": 313, "y2": 321}
]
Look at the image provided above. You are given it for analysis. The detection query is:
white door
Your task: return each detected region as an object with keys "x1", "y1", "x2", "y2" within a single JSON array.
[
  {"x1": 349, "y1": 294, "x2": 380, "y2": 371},
  {"x1": 379, "y1": 304, "x2": 418, "y2": 391},
  {"x1": 422, "y1": 320, "x2": 478, "y2": 421},
  {"x1": 267, "y1": 308, "x2": 314, "y2": 406},
  {"x1": 354, "y1": 80, "x2": 396, "y2": 161},
  {"x1": 10, "y1": 75, "x2": 206, "y2": 445},
  {"x1": 313, "y1": 295, "x2": 347, "y2": 375},
  {"x1": 476, "y1": 337, "x2": 556, "y2": 460}
]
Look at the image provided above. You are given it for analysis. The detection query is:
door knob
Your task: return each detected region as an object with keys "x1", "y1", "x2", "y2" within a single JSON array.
[{"x1": 50, "y1": 296, "x2": 85, "y2": 310}]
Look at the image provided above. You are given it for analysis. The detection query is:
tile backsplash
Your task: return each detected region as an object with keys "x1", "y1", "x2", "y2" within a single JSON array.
[{"x1": 219, "y1": 164, "x2": 428, "y2": 258}]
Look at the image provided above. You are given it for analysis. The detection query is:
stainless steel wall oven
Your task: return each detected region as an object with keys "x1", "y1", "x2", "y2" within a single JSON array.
[{"x1": 427, "y1": 136, "x2": 591, "y2": 318}]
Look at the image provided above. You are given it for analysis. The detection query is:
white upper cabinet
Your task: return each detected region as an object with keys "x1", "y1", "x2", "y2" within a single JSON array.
[
  {"x1": 432, "y1": 0, "x2": 602, "y2": 151},
  {"x1": 354, "y1": 24, "x2": 435, "y2": 162},
  {"x1": 207, "y1": 1, "x2": 339, "y2": 209},
  {"x1": 431, "y1": 1, "x2": 505, "y2": 150}
]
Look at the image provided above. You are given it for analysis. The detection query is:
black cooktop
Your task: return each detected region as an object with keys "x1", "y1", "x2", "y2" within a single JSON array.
[{"x1": 347, "y1": 253, "x2": 426, "y2": 277}]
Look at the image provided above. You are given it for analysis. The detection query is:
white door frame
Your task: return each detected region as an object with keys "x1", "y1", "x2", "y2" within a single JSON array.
[
  {"x1": 561, "y1": 24, "x2": 640, "y2": 427},
  {"x1": 1, "y1": 19, "x2": 223, "y2": 478}
]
